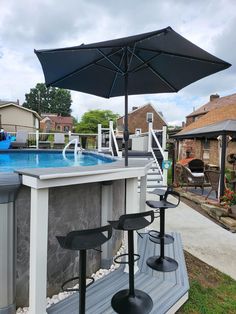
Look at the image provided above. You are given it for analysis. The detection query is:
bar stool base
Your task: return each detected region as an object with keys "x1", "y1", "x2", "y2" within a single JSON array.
[
  {"x1": 149, "y1": 230, "x2": 174, "y2": 244},
  {"x1": 146, "y1": 256, "x2": 178, "y2": 272},
  {"x1": 111, "y1": 289, "x2": 153, "y2": 314}
]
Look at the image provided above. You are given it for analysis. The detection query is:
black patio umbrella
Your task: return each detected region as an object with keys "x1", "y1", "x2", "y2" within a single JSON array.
[{"x1": 35, "y1": 26, "x2": 231, "y2": 166}]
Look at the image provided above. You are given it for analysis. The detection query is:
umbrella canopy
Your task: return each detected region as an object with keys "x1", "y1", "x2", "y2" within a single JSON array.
[{"x1": 35, "y1": 26, "x2": 231, "y2": 165}]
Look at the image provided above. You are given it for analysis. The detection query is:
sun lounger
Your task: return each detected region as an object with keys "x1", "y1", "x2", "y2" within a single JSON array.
[
  {"x1": 11, "y1": 131, "x2": 28, "y2": 149},
  {"x1": 53, "y1": 133, "x2": 65, "y2": 149}
]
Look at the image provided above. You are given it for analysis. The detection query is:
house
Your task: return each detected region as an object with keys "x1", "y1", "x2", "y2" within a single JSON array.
[
  {"x1": 185, "y1": 93, "x2": 236, "y2": 126},
  {"x1": 116, "y1": 103, "x2": 167, "y2": 135},
  {"x1": 174, "y1": 93, "x2": 236, "y2": 168},
  {"x1": 0, "y1": 101, "x2": 41, "y2": 132},
  {"x1": 40, "y1": 113, "x2": 73, "y2": 132}
]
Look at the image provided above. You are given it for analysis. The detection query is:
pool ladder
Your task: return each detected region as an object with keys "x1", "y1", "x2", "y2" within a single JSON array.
[{"x1": 62, "y1": 138, "x2": 82, "y2": 159}]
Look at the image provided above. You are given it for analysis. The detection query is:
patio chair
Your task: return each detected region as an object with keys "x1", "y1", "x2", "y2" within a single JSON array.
[
  {"x1": 68, "y1": 135, "x2": 81, "y2": 149},
  {"x1": 188, "y1": 158, "x2": 204, "y2": 173},
  {"x1": 204, "y1": 170, "x2": 220, "y2": 199},
  {"x1": 53, "y1": 133, "x2": 65, "y2": 149},
  {"x1": 11, "y1": 131, "x2": 28, "y2": 149},
  {"x1": 180, "y1": 164, "x2": 205, "y2": 194}
]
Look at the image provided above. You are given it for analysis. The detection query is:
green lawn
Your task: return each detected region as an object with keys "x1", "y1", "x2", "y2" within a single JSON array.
[{"x1": 178, "y1": 252, "x2": 236, "y2": 314}]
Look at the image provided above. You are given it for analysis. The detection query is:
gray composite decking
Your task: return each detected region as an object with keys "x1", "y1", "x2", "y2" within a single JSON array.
[{"x1": 47, "y1": 232, "x2": 189, "y2": 314}]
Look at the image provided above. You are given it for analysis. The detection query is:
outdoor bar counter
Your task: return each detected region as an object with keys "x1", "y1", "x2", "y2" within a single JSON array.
[{"x1": 16, "y1": 159, "x2": 151, "y2": 314}]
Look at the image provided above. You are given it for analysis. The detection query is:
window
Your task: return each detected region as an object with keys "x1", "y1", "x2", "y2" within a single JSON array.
[
  {"x1": 202, "y1": 139, "x2": 210, "y2": 160},
  {"x1": 146, "y1": 112, "x2": 153, "y2": 123}
]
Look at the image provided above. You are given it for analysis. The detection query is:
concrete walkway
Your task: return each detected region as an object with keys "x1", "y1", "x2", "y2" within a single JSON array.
[{"x1": 145, "y1": 192, "x2": 236, "y2": 280}]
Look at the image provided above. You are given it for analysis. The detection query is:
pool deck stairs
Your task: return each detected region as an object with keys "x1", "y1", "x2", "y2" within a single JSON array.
[{"x1": 47, "y1": 232, "x2": 189, "y2": 314}]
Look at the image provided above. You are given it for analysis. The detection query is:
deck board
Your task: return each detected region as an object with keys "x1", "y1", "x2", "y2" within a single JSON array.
[{"x1": 47, "y1": 232, "x2": 189, "y2": 314}]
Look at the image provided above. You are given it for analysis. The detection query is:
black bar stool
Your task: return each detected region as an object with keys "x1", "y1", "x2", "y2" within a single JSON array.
[
  {"x1": 56, "y1": 225, "x2": 112, "y2": 314},
  {"x1": 148, "y1": 187, "x2": 174, "y2": 244},
  {"x1": 146, "y1": 190, "x2": 180, "y2": 272},
  {"x1": 109, "y1": 210, "x2": 154, "y2": 314}
]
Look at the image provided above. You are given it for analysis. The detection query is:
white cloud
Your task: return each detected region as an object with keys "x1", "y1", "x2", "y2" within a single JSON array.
[{"x1": 0, "y1": 0, "x2": 235, "y2": 124}]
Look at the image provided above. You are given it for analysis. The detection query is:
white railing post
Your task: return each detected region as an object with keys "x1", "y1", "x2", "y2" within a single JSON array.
[
  {"x1": 109, "y1": 121, "x2": 113, "y2": 153},
  {"x1": 162, "y1": 125, "x2": 167, "y2": 151},
  {"x1": 36, "y1": 130, "x2": 39, "y2": 149},
  {"x1": 163, "y1": 150, "x2": 169, "y2": 186},
  {"x1": 98, "y1": 124, "x2": 102, "y2": 152},
  {"x1": 148, "y1": 122, "x2": 153, "y2": 152}
]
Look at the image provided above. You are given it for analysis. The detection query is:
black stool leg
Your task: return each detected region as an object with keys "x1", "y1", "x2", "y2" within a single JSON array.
[
  {"x1": 149, "y1": 205, "x2": 174, "y2": 245},
  {"x1": 111, "y1": 230, "x2": 153, "y2": 314},
  {"x1": 147, "y1": 208, "x2": 178, "y2": 272},
  {"x1": 79, "y1": 249, "x2": 86, "y2": 314}
]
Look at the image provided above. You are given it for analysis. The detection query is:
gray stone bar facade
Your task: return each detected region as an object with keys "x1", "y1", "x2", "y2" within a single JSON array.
[{"x1": 15, "y1": 180, "x2": 125, "y2": 307}]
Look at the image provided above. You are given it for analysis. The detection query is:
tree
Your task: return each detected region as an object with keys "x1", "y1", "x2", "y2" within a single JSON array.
[
  {"x1": 23, "y1": 83, "x2": 72, "y2": 116},
  {"x1": 75, "y1": 109, "x2": 119, "y2": 133}
]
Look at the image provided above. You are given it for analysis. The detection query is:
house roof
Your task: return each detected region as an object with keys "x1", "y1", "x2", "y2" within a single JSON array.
[
  {"x1": 0, "y1": 103, "x2": 41, "y2": 120},
  {"x1": 117, "y1": 103, "x2": 167, "y2": 124},
  {"x1": 42, "y1": 115, "x2": 73, "y2": 124},
  {"x1": 174, "y1": 103, "x2": 236, "y2": 138},
  {"x1": 0, "y1": 100, "x2": 18, "y2": 106},
  {"x1": 186, "y1": 93, "x2": 236, "y2": 118}
]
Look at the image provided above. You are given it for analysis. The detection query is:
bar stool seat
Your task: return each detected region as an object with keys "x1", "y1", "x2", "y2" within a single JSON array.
[
  {"x1": 146, "y1": 190, "x2": 180, "y2": 272},
  {"x1": 56, "y1": 225, "x2": 112, "y2": 314},
  {"x1": 109, "y1": 210, "x2": 154, "y2": 314}
]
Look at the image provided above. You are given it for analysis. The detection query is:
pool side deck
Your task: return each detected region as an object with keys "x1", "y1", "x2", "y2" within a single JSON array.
[{"x1": 47, "y1": 232, "x2": 189, "y2": 314}]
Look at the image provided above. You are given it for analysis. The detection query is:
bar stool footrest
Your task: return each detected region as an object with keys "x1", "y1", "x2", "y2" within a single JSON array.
[
  {"x1": 114, "y1": 253, "x2": 140, "y2": 265},
  {"x1": 61, "y1": 276, "x2": 95, "y2": 292},
  {"x1": 148, "y1": 230, "x2": 174, "y2": 244}
]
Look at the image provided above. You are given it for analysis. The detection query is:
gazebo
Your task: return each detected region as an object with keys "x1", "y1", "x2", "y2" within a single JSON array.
[{"x1": 173, "y1": 119, "x2": 236, "y2": 197}]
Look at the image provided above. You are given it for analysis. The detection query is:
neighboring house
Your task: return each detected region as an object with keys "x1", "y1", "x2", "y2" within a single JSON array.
[
  {"x1": 0, "y1": 101, "x2": 41, "y2": 132},
  {"x1": 40, "y1": 113, "x2": 73, "y2": 132},
  {"x1": 185, "y1": 93, "x2": 236, "y2": 126},
  {"x1": 116, "y1": 103, "x2": 167, "y2": 135},
  {"x1": 174, "y1": 93, "x2": 236, "y2": 167}
]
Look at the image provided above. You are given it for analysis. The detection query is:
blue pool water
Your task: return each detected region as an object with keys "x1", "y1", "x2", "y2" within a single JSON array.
[{"x1": 0, "y1": 151, "x2": 115, "y2": 173}]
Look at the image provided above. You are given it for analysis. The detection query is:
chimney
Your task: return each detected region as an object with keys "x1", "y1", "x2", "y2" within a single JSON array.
[
  {"x1": 17, "y1": 99, "x2": 20, "y2": 105},
  {"x1": 182, "y1": 121, "x2": 185, "y2": 128},
  {"x1": 210, "y1": 94, "x2": 220, "y2": 102},
  {"x1": 132, "y1": 106, "x2": 138, "y2": 111}
]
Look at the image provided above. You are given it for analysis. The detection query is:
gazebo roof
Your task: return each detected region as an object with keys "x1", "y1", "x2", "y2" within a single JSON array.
[{"x1": 174, "y1": 119, "x2": 236, "y2": 138}]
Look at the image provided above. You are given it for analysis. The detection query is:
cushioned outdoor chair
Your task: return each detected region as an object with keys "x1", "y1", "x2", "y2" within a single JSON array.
[
  {"x1": 53, "y1": 133, "x2": 65, "y2": 149},
  {"x1": 204, "y1": 170, "x2": 220, "y2": 199},
  {"x1": 180, "y1": 164, "x2": 205, "y2": 194},
  {"x1": 188, "y1": 159, "x2": 204, "y2": 173},
  {"x1": 11, "y1": 131, "x2": 28, "y2": 149}
]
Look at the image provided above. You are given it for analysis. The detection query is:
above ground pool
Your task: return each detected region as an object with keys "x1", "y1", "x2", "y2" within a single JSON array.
[{"x1": 0, "y1": 150, "x2": 115, "y2": 172}]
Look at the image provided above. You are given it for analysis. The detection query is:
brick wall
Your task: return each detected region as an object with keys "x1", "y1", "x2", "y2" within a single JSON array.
[{"x1": 117, "y1": 104, "x2": 166, "y2": 134}]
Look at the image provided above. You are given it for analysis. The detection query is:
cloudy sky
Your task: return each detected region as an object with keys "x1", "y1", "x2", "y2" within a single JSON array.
[{"x1": 0, "y1": 0, "x2": 235, "y2": 125}]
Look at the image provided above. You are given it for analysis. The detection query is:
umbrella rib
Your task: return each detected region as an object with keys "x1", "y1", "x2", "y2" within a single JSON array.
[
  {"x1": 128, "y1": 48, "x2": 177, "y2": 92},
  {"x1": 97, "y1": 48, "x2": 125, "y2": 74},
  {"x1": 127, "y1": 48, "x2": 162, "y2": 73},
  {"x1": 46, "y1": 49, "x2": 123, "y2": 87},
  {"x1": 138, "y1": 47, "x2": 230, "y2": 66},
  {"x1": 107, "y1": 49, "x2": 126, "y2": 98}
]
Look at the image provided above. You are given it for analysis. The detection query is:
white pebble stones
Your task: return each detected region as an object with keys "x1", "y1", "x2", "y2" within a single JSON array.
[{"x1": 16, "y1": 242, "x2": 125, "y2": 313}]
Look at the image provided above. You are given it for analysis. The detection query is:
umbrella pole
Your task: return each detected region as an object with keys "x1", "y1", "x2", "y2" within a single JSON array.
[{"x1": 124, "y1": 46, "x2": 129, "y2": 167}]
